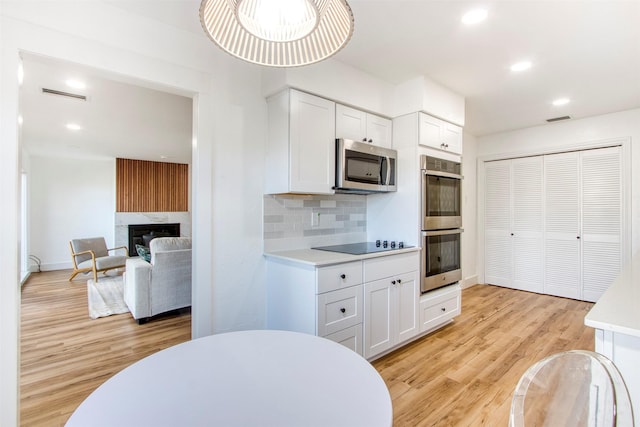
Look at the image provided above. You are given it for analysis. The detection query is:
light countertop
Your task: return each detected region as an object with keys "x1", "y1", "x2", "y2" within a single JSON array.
[
  {"x1": 264, "y1": 246, "x2": 420, "y2": 267},
  {"x1": 585, "y1": 252, "x2": 640, "y2": 338}
]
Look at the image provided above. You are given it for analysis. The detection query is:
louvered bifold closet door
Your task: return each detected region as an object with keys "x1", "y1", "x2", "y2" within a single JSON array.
[
  {"x1": 544, "y1": 152, "x2": 581, "y2": 299},
  {"x1": 581, "y1": 146, "x2": 622, "y2": 302},
  {"x1": 484, "y1": 160, "x2": 512, "y2": 287},
  {"x1": 511, "y1": 157, "x2": 544, "y2": 293}
]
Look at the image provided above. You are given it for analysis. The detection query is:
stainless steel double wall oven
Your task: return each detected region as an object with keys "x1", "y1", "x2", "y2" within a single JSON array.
[{"x1": 420, "y1": 155, "x2": 463, "y2": 293}]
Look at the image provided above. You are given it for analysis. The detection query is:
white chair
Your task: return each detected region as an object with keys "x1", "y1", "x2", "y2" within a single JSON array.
[
  {"x1": 510, "y1": 350, "x2": 634, "y2": 426},
  {"x1": 69, "y1": 237, "x2": 128, "y2": 282},
  {"x1": 124, "y1": 237, "x2": 191, "y2": 324}
]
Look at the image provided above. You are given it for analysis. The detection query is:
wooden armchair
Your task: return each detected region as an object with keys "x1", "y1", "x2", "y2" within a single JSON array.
[{"x1": 69, "y1": 237, "x2": 129, "y2": 282}]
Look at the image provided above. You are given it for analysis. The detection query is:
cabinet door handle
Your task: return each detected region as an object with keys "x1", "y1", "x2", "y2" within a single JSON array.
[
  {"x1": 368, "y1": 138, "x2": 373, "y2": 143},
  {"x1": 391, "y1": 280, "x2": 396, "y2": 285},
  {"x1": 397, "y1": 278, "x2": 402, "y2": 283},
  {"x1": 340, "y1": 308, "x2": 346, "y2": 314},
  {"x1": 362, "y1": 137, "x2": 367, "y2": 142},
  {"x1": 577, "y1": 236, "x2": 581, "y2": 239},
  {"x1": 441, "y1": 307, "x2": 446, "y2": 312},
  {"x1": 340, "y1": 274, "x2": 346, "y2": 279}
]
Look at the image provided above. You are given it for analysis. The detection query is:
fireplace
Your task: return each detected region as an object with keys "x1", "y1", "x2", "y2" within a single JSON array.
[{"x1": 128, "y1": 223, "x2": 180, "y2": 255}]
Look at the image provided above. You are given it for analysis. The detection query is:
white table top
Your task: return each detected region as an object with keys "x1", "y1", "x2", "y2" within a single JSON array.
[
  {"x1": 66, "y1": 330, "x2": 393, "y2": 427},
  {"x1": 585, "y1": 252, "x2": 640, "y2": 338}
]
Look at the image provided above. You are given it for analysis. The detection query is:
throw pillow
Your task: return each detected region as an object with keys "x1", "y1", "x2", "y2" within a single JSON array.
[{"x1": 135, "y1": 244, "x2": 151, "y2": 262}]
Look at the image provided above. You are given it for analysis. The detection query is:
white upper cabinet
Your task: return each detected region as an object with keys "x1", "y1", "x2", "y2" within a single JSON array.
[
  {"x1": 266, "y1": 89, "x2": 336, "y2": 195},
  {"x1": 336, "y1": 104, "x2": 392, "y2": 148},
  {"x1": 418, "y1": 113, "x2": 462, "y2": 154}
]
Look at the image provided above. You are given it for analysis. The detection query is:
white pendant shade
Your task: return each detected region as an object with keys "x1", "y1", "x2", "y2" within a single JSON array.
[{"x1": 200, "y1": 0, "x2": 354, "y2": 67}]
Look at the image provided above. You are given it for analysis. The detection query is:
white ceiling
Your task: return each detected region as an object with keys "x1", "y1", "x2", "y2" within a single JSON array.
[
  {"x1": 20, "y1": 54, "x2": 194, "y2": 164},
  {"x1": 20, "y1": 0, "x2": 640, "y2": 162}
]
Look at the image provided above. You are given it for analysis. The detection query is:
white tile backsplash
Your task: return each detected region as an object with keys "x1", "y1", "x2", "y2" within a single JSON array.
[{"x1": 263, "y1": 194, "x2": 367, "y2": 252}]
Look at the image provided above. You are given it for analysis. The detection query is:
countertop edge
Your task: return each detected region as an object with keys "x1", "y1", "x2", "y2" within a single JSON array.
[
  {"x1": 584, "y1": 253, "x2": 640, "y2": 338},
  {"x1": 264, "y1": 246, "x2": 421, "y2": 267}
]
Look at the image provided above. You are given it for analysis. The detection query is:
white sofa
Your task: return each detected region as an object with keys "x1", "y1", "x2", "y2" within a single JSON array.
[{"x1": 124, "y1": 237, "x2": 192, "y2": 323}]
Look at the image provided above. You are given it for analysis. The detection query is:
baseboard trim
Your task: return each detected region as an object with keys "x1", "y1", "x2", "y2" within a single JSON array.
[
  {"x1": 461, "y1": 275, "x2": 478, "y2": 289},
  {"x1": 38, "y1": 262, "x2": 73, "y2": 272}
]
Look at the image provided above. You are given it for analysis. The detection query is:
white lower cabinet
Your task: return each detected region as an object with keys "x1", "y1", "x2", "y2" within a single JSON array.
[
  {"x1": 266, "y1": 250, "x2": 428, "y2": 360},
  {"x1": 363, "y1": 252, "x2": 420, "y2": 360},
  {"x1": 267, "y1": 259, "x2": 365, "y2": 355},
  {"x1": 324, "y1": 324, "x2": 363, "y2": 355},
  {"x1": 419, "y1": 284, "x2": 461, "y2": 333}
]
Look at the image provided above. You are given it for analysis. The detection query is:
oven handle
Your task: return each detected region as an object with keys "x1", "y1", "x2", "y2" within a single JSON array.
[
  {"x1": 422, "y1": 229, "x2": 464, "y2": 237},
  {"x1": 422, "y1": 169, "x2": 463, "y2": 180}
]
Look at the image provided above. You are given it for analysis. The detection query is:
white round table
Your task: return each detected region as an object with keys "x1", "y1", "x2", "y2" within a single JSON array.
[{"x1": 66, "y1": 330, "x2": 392, "y2": 427}]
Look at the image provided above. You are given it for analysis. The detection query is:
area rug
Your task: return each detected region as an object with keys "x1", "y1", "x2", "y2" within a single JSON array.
[{"x1": 87, "y1": 275, "x2": 129, "y2": 319}]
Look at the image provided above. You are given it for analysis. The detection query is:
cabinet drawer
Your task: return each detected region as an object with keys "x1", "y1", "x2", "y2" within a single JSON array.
[
  {"x1": 363, "y1": 252, "x2": 419, "y2": 282},
  {"x1": 317, "y1": 261, "x2": 362, "y2": 293},
  {"x1": 317, "y1": 285, "x2": 363, "y2": 336},
  {"x1": 323, "y1": 324, "x2": 363, "y2": 356},
  {"x1": 419, "y1": 288, "x2": 460, "y2": 333}
]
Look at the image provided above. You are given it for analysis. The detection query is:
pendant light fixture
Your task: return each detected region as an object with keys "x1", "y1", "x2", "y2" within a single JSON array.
[{"x1": 199, "y1": 0, "x2": 355, "y2": 67}]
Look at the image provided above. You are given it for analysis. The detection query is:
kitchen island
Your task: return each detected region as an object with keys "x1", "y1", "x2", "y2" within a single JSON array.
[{"x1": 584, "y1": 252, "x2": 640, "y2": 421}]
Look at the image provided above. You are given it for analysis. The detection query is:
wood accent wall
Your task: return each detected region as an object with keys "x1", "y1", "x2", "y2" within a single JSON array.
[{"x1": 116, "y1": 158, "x2": 188, "y2": 212}]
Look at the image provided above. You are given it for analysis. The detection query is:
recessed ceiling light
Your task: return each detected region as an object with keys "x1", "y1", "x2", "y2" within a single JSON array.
[
  {"x1": 66, "y1": 123, "x2": 82, "y2": 131},
  {"x1": 462, "y1": 9, "x2": 488, "y2": 25},
  {"x1": 552, "y1": 98, "x2": 571, "y2": 106},
  {"x1": 66, "y1": 79, "x2": 86, "y2": 90},
  {"x1": 510, "y1": 61, "x2": 532, "y2": 72}
]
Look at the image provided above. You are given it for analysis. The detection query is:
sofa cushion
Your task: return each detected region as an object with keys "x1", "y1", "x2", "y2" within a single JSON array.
[
  {"x1": 78, "y1": 255, "x2": 127, "y2": 270},
  {"x1": 150, "y1": 237, "x2": 192, "y2": 253},
  {"x1": 136, "y1": 244, "x2": 151, "y2": 262}
]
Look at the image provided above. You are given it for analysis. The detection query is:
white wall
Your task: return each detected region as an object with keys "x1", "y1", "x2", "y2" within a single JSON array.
[
  {"x1": 1, "y1": 3, "x2": 267, "y2": 424},
  {"x1": 262, "y1": 59, "x2": 395, "y2": 117},
  {"x1": 476, "y1": 108, "x2": 640, "y2": 282},
  {"x1": 29, "y1": 156, "x2": 115, "y2": 270},
  {"x1": 461, "y1": 132, "x2": 478, "y2": 287}
]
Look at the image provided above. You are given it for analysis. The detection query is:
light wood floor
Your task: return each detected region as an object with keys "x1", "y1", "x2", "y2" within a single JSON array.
[
  {"x1": 20, "y1": 270, "x2": 191, "y2": 426},
  {"x1": 372, "y1": 284, "x2": 594, "y2": 426},
  {"x1": 21, "y1": 272, "x2": 594, "y2": 426}
]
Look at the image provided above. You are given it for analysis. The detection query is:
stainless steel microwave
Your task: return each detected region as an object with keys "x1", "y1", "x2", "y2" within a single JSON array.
[{"x1": 335, "y1": 139, "x2": 397, "y2": 194}]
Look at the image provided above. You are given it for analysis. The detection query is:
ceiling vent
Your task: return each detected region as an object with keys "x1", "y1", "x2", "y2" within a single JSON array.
[
  {"x1": 41, "y1": 88, "x2": 87, "y2": 101},
  {"x1": 546, "y1": 115, "x2": 571, "y2": 123}
]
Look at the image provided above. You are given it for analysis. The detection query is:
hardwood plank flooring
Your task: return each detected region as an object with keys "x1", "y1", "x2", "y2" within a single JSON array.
[
  {"x1": 21, "y1": 273, "x2": 594, "y2": 426},
  {"x1": 20, "y1": 270, "x2": 191, "y2": 427},
  {"x1": 372, "y1": 284, "x2": 594, "y2": 427}
]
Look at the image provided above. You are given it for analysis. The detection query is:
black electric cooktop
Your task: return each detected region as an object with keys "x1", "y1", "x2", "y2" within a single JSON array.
[{"x1": 312, "y1": 242, "x2": 411, "y2": 255}]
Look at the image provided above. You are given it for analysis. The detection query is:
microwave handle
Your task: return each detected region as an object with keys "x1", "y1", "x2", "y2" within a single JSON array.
[{"x1": 385, "y1": 157, "x2": 391, "y2": 185}]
